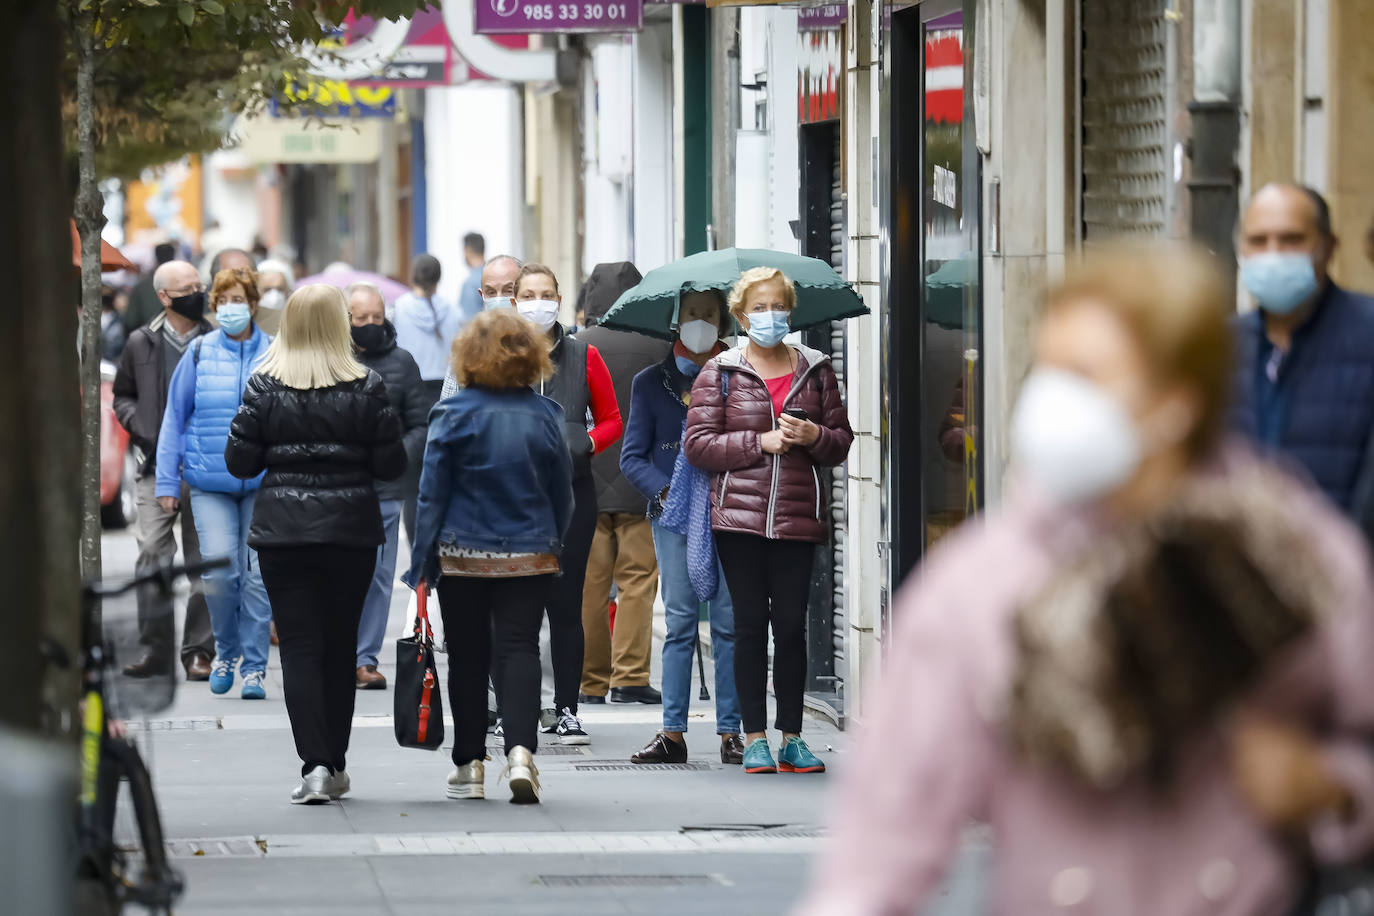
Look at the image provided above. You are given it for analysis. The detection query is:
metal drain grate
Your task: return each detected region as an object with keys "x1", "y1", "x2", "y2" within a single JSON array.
[
  {"x1": 536, "y1": 874, "x2": 722, "y2": 887},
  {"x1": 485, "y1": 744, "x2": 589, "y2": 757},
  {"x1": 166, "y1": 837, "x2": 264, "y2": 858},
  {"x1": 573, "y1": 762, "x2": 712, "y2": 772}
]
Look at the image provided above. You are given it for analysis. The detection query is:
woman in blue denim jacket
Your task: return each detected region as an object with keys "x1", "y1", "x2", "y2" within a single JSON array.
[
  {"x1": 403, "y1": 309, "x2": 573, "y2": 805},
  {"x1": 619, "y1": 290, "x2": 744, "y2": 766}
]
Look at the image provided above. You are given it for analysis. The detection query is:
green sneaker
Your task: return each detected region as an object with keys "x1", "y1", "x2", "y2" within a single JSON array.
[
  {"x1": 742, "y1": 738, "x2": 777, "y2": 774},
  {"x1": 778, "y1": 736, "x2": 826, "y2": 773}
]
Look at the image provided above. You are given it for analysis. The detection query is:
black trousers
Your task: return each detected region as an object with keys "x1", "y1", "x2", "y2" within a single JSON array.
[
  {"x1": 437, "y1": 574, "x2": 551, "y2": 763},
  {"x1": 716, "y1": 532, "x2": 816, "y2": 735},
  {"x1": 493, "y1": 473, "x2": 598, "y2": 717},
  {"x1": 402, "y1": 379, "x2": 445, "y2": 544},
  {"x1": 258, "y1": 545, "x2": 375, "y2": 776}
]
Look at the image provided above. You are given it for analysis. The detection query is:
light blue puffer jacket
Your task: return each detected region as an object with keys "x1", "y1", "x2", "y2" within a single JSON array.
[{"x1": 156, "y1": 327, "x2": 269, "y2": 497}]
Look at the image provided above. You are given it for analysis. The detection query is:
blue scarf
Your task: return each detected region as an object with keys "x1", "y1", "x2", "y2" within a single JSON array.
[{"x1": 658, "y1": 418, "x2": 718, "y2": 602}]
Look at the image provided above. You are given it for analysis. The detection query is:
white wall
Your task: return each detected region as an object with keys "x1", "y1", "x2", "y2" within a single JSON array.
[
  {"x1": 424, "y1": 84, "x2": 524, "y2": 304},
  {"x1": 203, "y1": 149, "x2": 260, "y2": 252},
  {"x1": 583, "y1": 39, "x2": 634, "y2": 272},
  {"x1": 631, "y1": 22, "x2": 675, "y2": 271}
]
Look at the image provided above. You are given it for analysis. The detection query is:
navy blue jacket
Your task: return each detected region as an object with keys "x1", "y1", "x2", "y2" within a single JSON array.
[
  {"x1": 402, "y1": 385, "x2": 575, "y2": 587},
  {"x1": 1230, "y1": 282, "x2": 1374, "y2": 517},
  {"x1": 621, "y1": 354, "x2": 695, "y2": 509}
]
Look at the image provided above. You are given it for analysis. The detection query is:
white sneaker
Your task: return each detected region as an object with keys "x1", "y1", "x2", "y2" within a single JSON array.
[
  {"x1": 447, "y1": 760, "x2": 485, "y2": 800},
  {"x1": 501, "y1": 747, "x2": 540, "y2": 804},
  {"x1": 327, "y1": 770, "x2": 350, "y2": 799},
  {"x1": 555, "y1": 707, "x2": 589, "y2": 746},
  {"x1": 291, "y1": 766, "x2": 331, "y2": 805}
]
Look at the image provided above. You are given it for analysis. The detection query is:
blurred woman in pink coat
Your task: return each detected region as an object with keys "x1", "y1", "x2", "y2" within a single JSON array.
[{"x1": 799, "y1": 245, "x2": 1374, "y2": 916}]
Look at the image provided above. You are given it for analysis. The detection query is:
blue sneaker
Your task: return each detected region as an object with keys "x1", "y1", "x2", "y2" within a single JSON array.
[
  {"x1": 209, "y1": 658, "x2": 235, "y2": 695},
  {"x1": 742, "y1": 738, "x2": 777, "y2": 774},
  {"x1": 778, "y1": 736, "x2": 825, "y2": 773},
  {"x1": 241, "y1": 671, "x2": 267, "y2": 700}
]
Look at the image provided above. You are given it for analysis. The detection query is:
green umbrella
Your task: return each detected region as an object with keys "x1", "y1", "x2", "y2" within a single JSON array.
[{"x1": 599, "y1": 247, "x2": 869, "y2": 340}]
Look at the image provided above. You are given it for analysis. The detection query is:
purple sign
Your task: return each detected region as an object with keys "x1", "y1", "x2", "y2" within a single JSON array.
[
  {"x1": 797, "y1": 4, "x2": 846, "y2": 30},
  {"x1": 474, "y1": 0, "x2": 643, "y2": 34}
]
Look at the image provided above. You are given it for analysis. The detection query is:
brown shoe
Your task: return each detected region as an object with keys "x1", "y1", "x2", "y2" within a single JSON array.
[
  {"x1": 123, "y1": 653, "x2": 169, "y2": 679},
  {"x1": 184, "y1": 652, "x2": 212, "y2": 682},
  {"x1": 720, "y1": 733, "x2": 745, "y2": 765},
  {"x1": 631, "y1": 732, "x2": 687, "y2": 765},
  {"x1": 356, "y1": 665, "x2": 387, "y2": 690}
]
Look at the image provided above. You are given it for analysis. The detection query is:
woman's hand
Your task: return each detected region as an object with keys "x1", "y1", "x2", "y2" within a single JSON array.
[
  {"x1": 761, "y1": 429, "x2": 791, "y2": 455},
  {"x1": 778, "y1": 413, "x2": 821, "y2": 448},
  {"x1": 157, "y1": 495, "x2": 179, "y2": 514},
  {"x1": 1231, "y1": 719, "x2": 1352, "y2": 830}
]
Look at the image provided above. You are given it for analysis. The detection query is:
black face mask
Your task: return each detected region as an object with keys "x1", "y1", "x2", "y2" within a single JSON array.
[
  {"x1": 351, "y1": 322, "x2": 387, "y2": 352},
  {"x1": 169, "y1": 290, "x2": 206, "y2": 322}
]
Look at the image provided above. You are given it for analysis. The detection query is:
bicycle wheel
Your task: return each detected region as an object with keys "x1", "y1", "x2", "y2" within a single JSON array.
[{"x1": 101, "y1": 737, "x2": 184, "y2": 912}]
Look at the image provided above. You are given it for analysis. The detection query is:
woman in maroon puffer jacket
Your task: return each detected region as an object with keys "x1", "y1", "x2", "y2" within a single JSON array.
[{"x1": 684, "y1": 267, "x2": 854, "y2": 775}]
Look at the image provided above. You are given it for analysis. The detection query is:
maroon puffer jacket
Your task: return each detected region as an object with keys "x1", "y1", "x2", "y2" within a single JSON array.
[{"x1": 684, "y1": 344, "x2": 854, "y2": 543}]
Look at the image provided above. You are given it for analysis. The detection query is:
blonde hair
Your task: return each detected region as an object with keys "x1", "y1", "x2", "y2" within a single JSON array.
[
  {"x1": 728, "y1": 267, "x2": 797, "y2": 324},
  {"x1": 255, "y1": 284, "x2": 368, "y2": 390},
  {"x1": 1047, "y1": 243, "x2": 1233, "y2": 458}
]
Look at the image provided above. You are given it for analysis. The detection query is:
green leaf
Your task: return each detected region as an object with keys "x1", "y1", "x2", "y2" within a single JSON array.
[
  {"x1": 177, "y1": 3, "x2": 194, "y2": 26},
  {"x1": 201, "y1": 0, "x2": 224, "y2": 13}
]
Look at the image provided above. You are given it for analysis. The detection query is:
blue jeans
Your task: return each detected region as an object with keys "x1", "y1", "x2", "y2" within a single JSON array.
[
  {"x1": 652, "y1": 522, "x2": 740, "y2": 734},
  {"x1": 357, "y1": 499, "x2": 402, "y2": 668},
  {"x1": 189, "y1": 488, "x2": 272, "y2": 676}
]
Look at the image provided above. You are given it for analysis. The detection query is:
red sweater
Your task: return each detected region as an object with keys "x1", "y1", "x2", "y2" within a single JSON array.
[{"x1": 585, "y1": 345, "x2": 623, "y2": 454}]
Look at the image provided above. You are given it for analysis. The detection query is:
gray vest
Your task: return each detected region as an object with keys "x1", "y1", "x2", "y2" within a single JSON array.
[{"x1": 539, "y1": 329, "x2": 593, "y2": 480}]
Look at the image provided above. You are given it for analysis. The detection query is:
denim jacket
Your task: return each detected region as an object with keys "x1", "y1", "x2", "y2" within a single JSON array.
[{"x1": 402, "y1": 386, "x2": 575, "y2": 587}]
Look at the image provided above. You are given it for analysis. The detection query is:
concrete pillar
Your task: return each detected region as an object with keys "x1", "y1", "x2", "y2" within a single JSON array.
[{"x1": 1326, "y1": 0, "x2": 1374, "y2": 291}]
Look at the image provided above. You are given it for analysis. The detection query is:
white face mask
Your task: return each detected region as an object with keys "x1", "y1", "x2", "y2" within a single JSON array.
[
  {"x1": 678, "y1": 319, "x2": 719, "y2": 355},
  {"x1": 484, "y1": 296, "x2": 514, "y2": 310},
  {"x1": 517, "y1": 298, "x2": 560, "y2": 332},
  {"x1": 259, "y1": 289, "x2": 286, "y2": 311},
  {"x1": 1009, "y1": 368, "x2": 1142, "y2": 506}
]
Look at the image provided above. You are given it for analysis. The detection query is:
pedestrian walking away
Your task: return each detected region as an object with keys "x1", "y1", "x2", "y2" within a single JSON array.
[
  {"x1": 347, "y1": 281, "x2": 430, "y2": 691},
  {"x1": 622, "y1": 288, "x2": 745, "y2": 765},
  {"x1": 575, "y1": 262, "x2": 672, "y2": 708},
  {"x1": 225, "y1": 283, "x2": 406, "y2": 804},
  {"x1": 485, "y1": 263, "x2": 622, "y2": 746},
  {"x1": 155, "y1": 267, "x2": 272, "y2": 699},
  {"x1": 111, "y1": 258, "x2": 216, "y2": 681},
  {"x1": 403, "y1": 308, "x2": 574, "y2": 805},
  {"x1": 1229, "y1": 183, "x2": 1374, "y2": 540},
  {"x1": 458, "y1": 232, "x2": 486, "y2": 327},
  {"x1": 684, "y1": 267, "x2": 854, "y2": 775},
  {"x1": 392, "y1": 253, "x2": 463, "y2": 541},
  {"x1": 797, "y1": 245, "x2": 1374, "y2": 916}
]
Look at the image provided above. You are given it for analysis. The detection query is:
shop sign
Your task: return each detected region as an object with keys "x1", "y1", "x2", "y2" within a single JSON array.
[
  {"x1": 797, "y1": 4, "x2": 846, "y2": 30},
  {"x1": 475, "y1": 0, "x2": 643, "y2": 33},
  {"x1": 238, "y1": 117, "x2": 384, "y2": 165},
  {"x1": 798, "y1": 28, "x2": 842, "y2": 123},
  {"x1": 274, "y1": 77, "x2": 396, "y2": 118}
]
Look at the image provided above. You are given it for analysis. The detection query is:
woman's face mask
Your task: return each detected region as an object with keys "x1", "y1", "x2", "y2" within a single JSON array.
[
  {"x1": 516, "y1": 299, "x2": 560, "y2": 332},
  {"x1": 678, "y1": 319, "x2": 719, "y2": 354}
]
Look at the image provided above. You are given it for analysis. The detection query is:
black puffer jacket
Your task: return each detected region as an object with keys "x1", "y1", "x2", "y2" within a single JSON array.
[
  {"x1": 225, "y1": 370, "x2": 406, "y2": 549},
  {"x1": 356, "y1": 320, "x2": 430, "y2": 502}
]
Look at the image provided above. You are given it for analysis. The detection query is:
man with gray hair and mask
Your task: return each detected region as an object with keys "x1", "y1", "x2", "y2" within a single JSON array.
[
  {"x1": 112, "y1": 260, "x2": 218, "y2": 680},
  {"x1": 440, "y1": 254, "x2": 522, "y2": 398}
]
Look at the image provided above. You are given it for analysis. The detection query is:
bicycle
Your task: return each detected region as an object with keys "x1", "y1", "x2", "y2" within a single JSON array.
[{"x1": 47, "y1": 558, "x2": 228, "y2": 916}]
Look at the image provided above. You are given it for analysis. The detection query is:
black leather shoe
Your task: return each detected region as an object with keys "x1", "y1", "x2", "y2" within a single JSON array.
[
  {"x1": 123, "y1": 653, "x2": 169, "y2": 679},
  {"x1": 720, "y1": 733, "x2": 745, "y2": 765},
  {"x1": 631, "y1": 732, "x2": 687, "y2": 765},
  {"x1": 578, "y1": 693, "x2": 607, "y2": 705},
  {"x1": 610, "y1": 685, "x2": 663, "y2": 705}
]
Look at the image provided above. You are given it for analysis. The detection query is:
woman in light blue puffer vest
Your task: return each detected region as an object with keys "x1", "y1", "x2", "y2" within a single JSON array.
[{"x1": 156, "y1": 268, "x2": 273, "y2": 700}]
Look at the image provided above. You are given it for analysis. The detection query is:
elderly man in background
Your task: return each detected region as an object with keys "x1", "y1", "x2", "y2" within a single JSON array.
[
  {"x1": 254, "y1": 259, "x2": 294, "y2": 336},
  {"x1": 112, "y1": 260, "x2": 217, "y2": 680},
  {"x1": 1231, "y1": 183, "x2": 1374, "y2": 539},
  {"x1": 439, "y1": 254, "x2": 522, "y2": 399},
  {"x1": 345, "y1": 281, "x2": 430, "y2": 689}
]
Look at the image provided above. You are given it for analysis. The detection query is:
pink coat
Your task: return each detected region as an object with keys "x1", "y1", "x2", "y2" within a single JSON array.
[{"x1": 799, "y1": 454, "x2": 1374, "y2": 916}]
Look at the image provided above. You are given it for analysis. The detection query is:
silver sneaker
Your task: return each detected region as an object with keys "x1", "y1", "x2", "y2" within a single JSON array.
[
  {"x1": 291, "y1": 765, "x2": 332, "y2": 805},
  {"x1": 501, "y1": 746, "x2": 540, "y2": 804},
  {"x1": 446, "y1": 760, "x2": 485, "y2": 800},
  {"x1": 327, "y1": 770, "x2": 351, "y2": 799}
]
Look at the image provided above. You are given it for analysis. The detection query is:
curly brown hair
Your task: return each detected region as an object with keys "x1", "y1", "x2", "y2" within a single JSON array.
[
  {"x1": 451, "y1": 308, "x2": 553, "y2": 389},
  {"x1": 210, "y1": 267, "x2": 260, "y2": 308}
]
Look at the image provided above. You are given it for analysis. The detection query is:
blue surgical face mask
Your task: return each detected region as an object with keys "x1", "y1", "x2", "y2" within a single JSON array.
[
  {"x1": 217, "y1": 302, "x2": 253, "y2": 335},
  {"x1": 1240, "y1": 252, "x2": 1320, "y2": 315},
  {"x1": 484, "y1": 296, "x2": 514, "y2": 310},
  {"x1": 745, "y1": 310, "x2": 790, "y2": 348},
  {"x1": 675, "y1": 355, "x2": 703, "y2": 378}
]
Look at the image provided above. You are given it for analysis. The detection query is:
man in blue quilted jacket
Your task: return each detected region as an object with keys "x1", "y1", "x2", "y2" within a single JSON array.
[{"x1": 1231, "y1": 183, "x2": 1374, "y2": 537}]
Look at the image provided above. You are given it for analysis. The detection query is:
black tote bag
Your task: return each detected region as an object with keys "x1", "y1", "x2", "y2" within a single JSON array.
[{"x1": 394, "y1": 585, "x2": 444, "y2": 750}]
